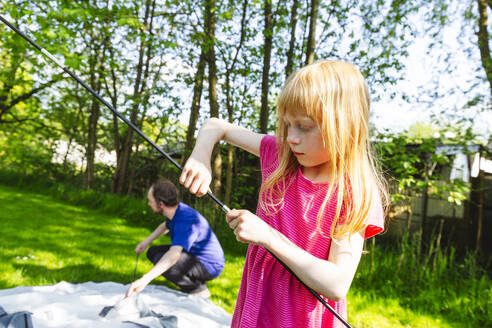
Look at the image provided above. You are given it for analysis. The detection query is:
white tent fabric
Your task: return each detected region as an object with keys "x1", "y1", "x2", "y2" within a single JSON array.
[{"x1": 0, "y1": 281, "x2": 231, "y2": 328}]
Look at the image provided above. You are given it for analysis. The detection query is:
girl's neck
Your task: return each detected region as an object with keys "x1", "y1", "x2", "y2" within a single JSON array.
[{"x1": 301, "y1": 165, "x2": 332, "y2": 183}]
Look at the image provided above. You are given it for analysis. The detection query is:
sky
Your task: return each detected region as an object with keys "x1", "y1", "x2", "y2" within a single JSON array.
[{"x1": 370, "y1": 3, "x2": 491, "y2": 139}]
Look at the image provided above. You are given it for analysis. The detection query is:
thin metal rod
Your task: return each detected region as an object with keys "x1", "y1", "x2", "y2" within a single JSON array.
[
  {"x1": 0, "y1": 15, "x2": 352, "y2": 328},
  {"x1": 132, "y1": 253, "x2": 140, "y2": 282}
]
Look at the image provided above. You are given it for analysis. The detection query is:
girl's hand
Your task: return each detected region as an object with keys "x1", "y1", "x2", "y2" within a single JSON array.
[
  {"x1": 179, "y1": 151, "x2": 212, "y2": 197},
  {"x1": 135, "y1": 241, "x2": 148, "y2": 254},
  {"x1": 226, "y1": 209, "x2": 273, "y2": 247}
]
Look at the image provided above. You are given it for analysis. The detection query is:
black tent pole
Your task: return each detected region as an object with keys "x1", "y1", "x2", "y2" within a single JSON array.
[{"x1": 0, "y1": 15, "x2": 352, "y2": 328}]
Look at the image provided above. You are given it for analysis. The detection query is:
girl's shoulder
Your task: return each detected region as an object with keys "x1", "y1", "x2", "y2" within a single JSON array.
[
  {"x1": 260, "y1": 135, "x2": 277, "y2": 153},
  {"x1": 259, "y1": 135, "x2": 279, "y2": 173}
]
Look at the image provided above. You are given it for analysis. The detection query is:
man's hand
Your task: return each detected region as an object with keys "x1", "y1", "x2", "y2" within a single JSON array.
[
  {"x1": 125, "y1": 275, "x2": 152, "y2": 298},
  {"x1": 135, "y1": 241, "x2": 148, "y2": 254}
]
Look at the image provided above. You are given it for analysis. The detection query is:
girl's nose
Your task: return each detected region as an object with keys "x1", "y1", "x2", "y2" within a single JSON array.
[{"x1": 287, "y1": 133, "x2": 300, "y2": 145}]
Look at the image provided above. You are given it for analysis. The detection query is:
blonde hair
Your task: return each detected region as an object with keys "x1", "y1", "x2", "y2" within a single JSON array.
[{"x1": 259, "y1": 60, "x2": 389, "y2": 239}]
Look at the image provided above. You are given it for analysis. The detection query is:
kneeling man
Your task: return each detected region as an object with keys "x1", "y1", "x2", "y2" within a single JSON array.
[{"x1": 126, "y1": 179, "x2": 225, "y2": 298}]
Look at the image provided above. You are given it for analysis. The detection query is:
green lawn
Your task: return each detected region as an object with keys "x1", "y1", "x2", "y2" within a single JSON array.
[
  {"x1": 0, "y1": 183, "x2": 243, "y2": 313},
  {"x1": 0, "y1": 183, "x2": 488, "y2": 327}
]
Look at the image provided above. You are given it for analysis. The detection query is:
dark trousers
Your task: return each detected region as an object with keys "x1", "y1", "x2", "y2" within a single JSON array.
[{"x1": 146, "y1": 245, "x2": 214, "y2": 294}]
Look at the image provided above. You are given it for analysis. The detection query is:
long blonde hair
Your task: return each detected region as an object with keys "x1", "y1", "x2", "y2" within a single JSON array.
[{"x1": 259, "y1": 60, "x2": 389, "y2": 239}]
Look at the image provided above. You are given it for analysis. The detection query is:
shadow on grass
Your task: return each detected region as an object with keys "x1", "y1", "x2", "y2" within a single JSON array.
[
  {"x1": 4, "y1": 262, "x2": 180, "y2": 290},
  {"x1": 1, "y1": 263, "x2": 125, "y2": 288}
]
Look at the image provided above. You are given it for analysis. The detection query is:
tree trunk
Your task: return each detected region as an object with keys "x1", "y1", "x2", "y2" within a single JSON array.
[
  {"x1": 84, "y1": 33, "x2": 106, "y2": 189},
  {"x1": 204, "y1": 0, "x2": 222, "y2": 197},
  {"x1": 127, "y1": 142, "x2": 141, "y2": 196},
  {"x1": 260, "y1": 0, "x2": 273, "y2": 134},
  {"x1": 84, "y1": 99, "x2": 100, "y2": 189},
  {"x1": 285, "y1": 0, "x2": 299, "y2": 79},
  {"x1": 104, "y1": 43, "x2": 122, "y2": 194},
  {"x1": 305, "y1": 0, "x2": 319, "y2": 65},
  {"x1": 223, "y1": 0, "x2": 248, "y2": 205},
  {"x1": 184, "y1": 51, "x2": 207, "y2": 159},
  {"x1": 225, "y1": 145, "x2": 235, "y2": 205},
  {"x1": 420, "y1": 155, "x2": 430, "y2": 252},
  {"x1": 476, "y1": 152, "x2": 484, "y2": 251},
  {"x1": 113, "y1": 0, "x2": 155, "y2": 194},
  {"x1": 477, "y1": 0, "x2": 492, "y2": 93}
]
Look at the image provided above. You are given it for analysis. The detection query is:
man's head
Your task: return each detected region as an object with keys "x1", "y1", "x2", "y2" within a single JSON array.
[{"x1": 148, "y1": 179, "x2": 178, "y2": 214}]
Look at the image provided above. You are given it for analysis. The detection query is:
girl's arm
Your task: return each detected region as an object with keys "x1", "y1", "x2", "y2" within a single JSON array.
[
  {"x1": 226, "y1": 209, "x2": 364, "y2": 301},
  {"x1": 180, "y1": 117, "x2": 264, "y2": 196},
  {"x1": 135, "y1": 221, "x2": 169, "y2": 254}
]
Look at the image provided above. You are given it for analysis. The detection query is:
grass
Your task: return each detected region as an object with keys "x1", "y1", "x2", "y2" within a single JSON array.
[
  {"x1": 0, "y1": 180, "x2": 490, "y2": 327},
  {"x1": 350, "y1": 235, "x2": 491, "y2": 328},
  {"x1": 349, "y1": 295, "x2": 457, "y2": 328},
  {"x1": 0, "y1": 183, "x2": 244, "y2": 313}
]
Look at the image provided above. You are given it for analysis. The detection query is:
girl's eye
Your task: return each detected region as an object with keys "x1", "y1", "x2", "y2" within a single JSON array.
[{"x1": 298, "y1": 124, "x2": 311, "y2": 131}]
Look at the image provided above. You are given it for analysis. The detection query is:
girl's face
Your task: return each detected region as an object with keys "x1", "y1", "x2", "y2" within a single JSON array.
[{"x1": 283, "y1": 110, "x2": 331, "y2": 180}]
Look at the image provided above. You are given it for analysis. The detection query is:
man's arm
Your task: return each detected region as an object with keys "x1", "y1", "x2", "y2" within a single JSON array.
[
  {"x1": 135, "y1": 222, "x2": 169, "y2": 254},
  {"x1": 125, "y1": 245, "x2": 183, "y2": 298}
]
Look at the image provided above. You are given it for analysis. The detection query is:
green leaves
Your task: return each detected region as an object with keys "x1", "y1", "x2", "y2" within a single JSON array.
[{"x1": 375, "y1": 129, "x2": 474, "y2": 210}]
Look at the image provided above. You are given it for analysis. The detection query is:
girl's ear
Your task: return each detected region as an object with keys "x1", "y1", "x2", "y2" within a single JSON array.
[{"x1": 159, "y1": 201, "x2": 166, "y2": 210}]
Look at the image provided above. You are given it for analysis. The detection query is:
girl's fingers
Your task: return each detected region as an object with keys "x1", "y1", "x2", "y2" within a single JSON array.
[
  {"x1": 188, "y1": 174, "x2": 201, "y2": 194},
  {"x1": 228, "y1": 218, "x2": 239, "y2": 230},
  {"x1": 225, "y1": 209, "x2": 241, "y2": 223},
  {"x1": 179, "y1": 168, "x2": 191, "y2": 188},
  {"x1": 182, "y1": 167, "x2": 200, "y2": 191},
  {"x1": 198, "y1": 184, "x2": 208, "y2": 197},
  {"x1": 185, "y1": 172, "x2": 198, "y2": 190},
  {"x1": 179, "y1": 163, "x2": 192, "y2": 185}
]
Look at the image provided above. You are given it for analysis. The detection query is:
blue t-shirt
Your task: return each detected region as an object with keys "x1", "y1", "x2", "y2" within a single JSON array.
[{"x1": 166, "y1": 202, "x2": 225, "y2": 278}]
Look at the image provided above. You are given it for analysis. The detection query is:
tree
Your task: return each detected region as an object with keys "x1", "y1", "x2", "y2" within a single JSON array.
[
  {"x1": 204, "y1": 0, "x2": 223, "y2": 197},
  {"x1": 220, "y1": 0, "x2": 249, "y2": 204},
  {"x1": 423, "y1": 0, "x2": 490, "y2": 100},
  {"x1": 476, "y1": 0, "x2": 492, "y2": 92},
  {"x1": 305, "y1": 0, "x2": 319, "y2": 65},
  {"x1": 285, "y1": 0, "x2": 299, "y2": 79},
  {"x1": 1, "y1": 0, "x2": 445, "y2": 208},
  {"x1": 259, "y1": 0, "x2": 273, "y2": 134},
  {"x1": 184, "y1": 51, "x2": 206, "y2": 158},
  {"x1": 112, "y1": 0, "x2": 162, "y2": 194},
  {"x1": 0, "y1": 3, "x2": 62, "y2": 125},
  {"x1": 83, "y1": 5, "x2": 109, "y2": 189}
]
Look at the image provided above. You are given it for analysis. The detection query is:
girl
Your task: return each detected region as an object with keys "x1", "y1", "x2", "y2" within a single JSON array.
[{"x1": 179, "y1": 61, "x2": 388, "y2": 327}]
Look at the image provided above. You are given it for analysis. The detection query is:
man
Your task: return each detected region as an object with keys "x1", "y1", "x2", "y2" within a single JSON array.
[{"x1": 125, "y1": 179, "x2": 225, "y2": 298}]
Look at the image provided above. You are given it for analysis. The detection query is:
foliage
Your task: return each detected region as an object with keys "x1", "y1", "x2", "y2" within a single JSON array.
[
  {"x1": 0, "y1": 0, "x2": 433, "y2": 198},
  {"x1": 374, "y1": 131, "x2": 472, "y2": 207}
]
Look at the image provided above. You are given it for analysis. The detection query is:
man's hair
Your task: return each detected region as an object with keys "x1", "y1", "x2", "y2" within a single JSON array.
[{"x1": 151, "y1": 179, "x2": 178, "y2": 206}]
